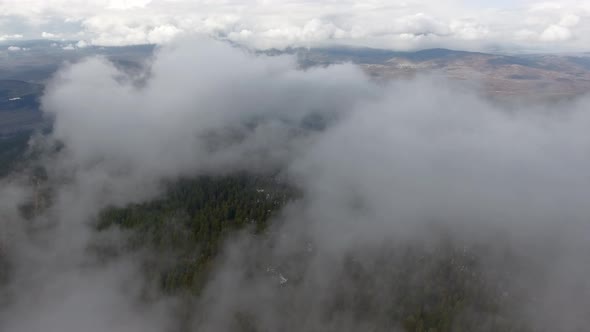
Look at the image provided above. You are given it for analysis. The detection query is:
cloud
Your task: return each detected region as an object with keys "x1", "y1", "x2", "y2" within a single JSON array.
[
  {"x1": 449, "y1": 19, "x2": 490, "y2": 40},
  {"x1": 42, "y1": 31, "x2": 62, "y2": 39},
  {"x1": 5, "y1": 45, "x2": 30, "y2": 51},
  {"x1": 107, "y1": 0, "x2": 152, "y2": 10},
  {"x1": 2, "y1": 37, "x2": 590, "y2": 331},
  {"x1": 540, "y1": 24, "x2": 573, "y2": 41},
  {"x1": 192, "y1": 78, "x2": 590, "y2": 332},
  {"x1": 0, "y1": 1, "x2": 589, "y2": 51},
  {"x1": 0, "y1": 34, "x2": 23, "y2": 42},
  {"x1": 146, "y1": 24, "x2": 182, "y2": 44},
  {"x1": 560, "y1": 14, "x2": 581, "y2": 27},
  {"x1": 0, "y1": 37, "x2": 381, "y2": 332},
  {"x1": 42, "y1": 38, "x2": 372, "y2": 182}
]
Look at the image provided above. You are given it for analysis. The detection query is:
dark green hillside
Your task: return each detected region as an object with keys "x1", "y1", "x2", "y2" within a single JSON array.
[
  {"x1": 94, "y1": 173, "x2": 528, "y2": 332},
  {"x1": 97, "y1": 174, "x2": 293, "y2": 294}
]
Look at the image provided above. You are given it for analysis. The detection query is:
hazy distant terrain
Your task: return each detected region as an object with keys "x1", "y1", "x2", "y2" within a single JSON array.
[
  {"x1": 1, "y1": 40, "x2": 590, "y2": 191},
  {"x1": 0, "y1": 40, "x2": 154, "y2": 82},
  {"x1": 1, "y1": 40, "x2": 589, "y2": 180},
  {"x1": 297, "y1": 47, "x2": 590, "y2": 103},
  {"x1": 0, "y1": 41, "x2": 154, "y2": 136}
]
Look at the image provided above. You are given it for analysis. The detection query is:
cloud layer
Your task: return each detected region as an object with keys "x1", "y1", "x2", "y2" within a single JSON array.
[
  {"x1": 1, "y1": 38, "x2": 590, "y2": 331},
  {"x1": 1, "y1": 1, "x2": 589, "y2": 52},
  {"x1": 0, "y1": 39, "x2": 375, "y2": 331}
]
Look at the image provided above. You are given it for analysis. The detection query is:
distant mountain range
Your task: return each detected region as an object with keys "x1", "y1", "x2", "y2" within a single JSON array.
[{"x1": 295, "y1": 47, "x2": 590, "y2": 103}]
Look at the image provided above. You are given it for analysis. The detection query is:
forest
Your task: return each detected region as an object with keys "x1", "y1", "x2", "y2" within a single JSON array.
[
  {"x1": 0, "y1": 133, "x2": 534, "y2": 331},
  {"x1": 96, "y1": 174, "x2": 293, "y2": 294},
  {"x1": 92, "y1": 173, "x2": 527, "y2": 332}
]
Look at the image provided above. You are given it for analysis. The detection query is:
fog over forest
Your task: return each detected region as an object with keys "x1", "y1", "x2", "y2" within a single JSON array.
[{"x1": 1, "y1": 38, "x2": 590, "y2": 332}]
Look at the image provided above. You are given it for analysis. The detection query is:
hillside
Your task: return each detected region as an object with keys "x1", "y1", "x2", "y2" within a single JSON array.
[{"x1": 297, "y1": 47, "x2": 590, "y2": 103}]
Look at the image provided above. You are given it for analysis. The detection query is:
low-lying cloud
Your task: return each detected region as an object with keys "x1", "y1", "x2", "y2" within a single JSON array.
[{"x1": 1, "y1": 37, "x2": 590, "y2": 331}]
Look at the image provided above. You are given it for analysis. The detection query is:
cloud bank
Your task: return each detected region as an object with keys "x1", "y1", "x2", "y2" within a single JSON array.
[
  {"x1": 0, "y1": 1, "x2": 589, "y2": 52},
  {"x1": 1, "y1": 38, "x2": 590, "y2": 331},
  {"x1": 194, "y1": 77, "x2": 590, "y2": 331}
]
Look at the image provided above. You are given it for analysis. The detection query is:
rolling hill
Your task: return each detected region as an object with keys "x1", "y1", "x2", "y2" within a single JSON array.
[{"x1": 296, "y1": 47, "x2": 590, "y2": 103}]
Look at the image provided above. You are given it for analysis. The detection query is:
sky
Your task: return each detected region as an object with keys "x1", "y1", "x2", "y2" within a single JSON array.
[{"x1": 0, "y1": 0, "x2": 589, "y2": 52}]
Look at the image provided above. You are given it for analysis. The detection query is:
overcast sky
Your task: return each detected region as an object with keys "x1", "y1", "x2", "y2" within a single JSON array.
[{"x1": 0, "y1": 0, "x2": 589, "y2": 52}]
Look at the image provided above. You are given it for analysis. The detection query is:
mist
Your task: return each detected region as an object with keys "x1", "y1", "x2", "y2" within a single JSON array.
[
  {"x1": 194, "y1": 77, "x2": 590, "y2": 331},
  {"x1": 1, "y1": 38, "x2": 590, "y2": 331}
]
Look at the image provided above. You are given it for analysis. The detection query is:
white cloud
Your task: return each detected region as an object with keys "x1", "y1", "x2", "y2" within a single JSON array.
[
  {"x1": 560, "y1": 14, "x2": 580, "y2": 27},
  {"x1": 42, "y1": 31, "x2": 64, "y2": 39},
  {"x1": 450, "y1": 19, "x2": 490, "y2": 40},
  {"x1": 7, "y1": 46, "x2": 21, "y2": 51},
  {"x1": 0, "y1": 34, "x2": 23, "y2": 41},
  {"x1": 540, "y1": 24, "x2": 573, "y2": 41},
  {"x1": 107, "y1": 0, "x2": 152, "y2": 10},
  {"x1": 515, "y1": 29, "x2": 537, "y2": 40},
  {"x1": 76, "y1": 40, "x2": 89, "y2": 48},
  {"x1": 0, "y1": 0, "x2": 588, "y2": 51},
  {"x1": 394, "y1": 13, "x2": 449, "y2": 36},
  {"x1": 146, "y1": 25, "x2": 181, "y2": 44},
  {"x1": 530, "y1": 2, "x2": 563, "y2": 12}
]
